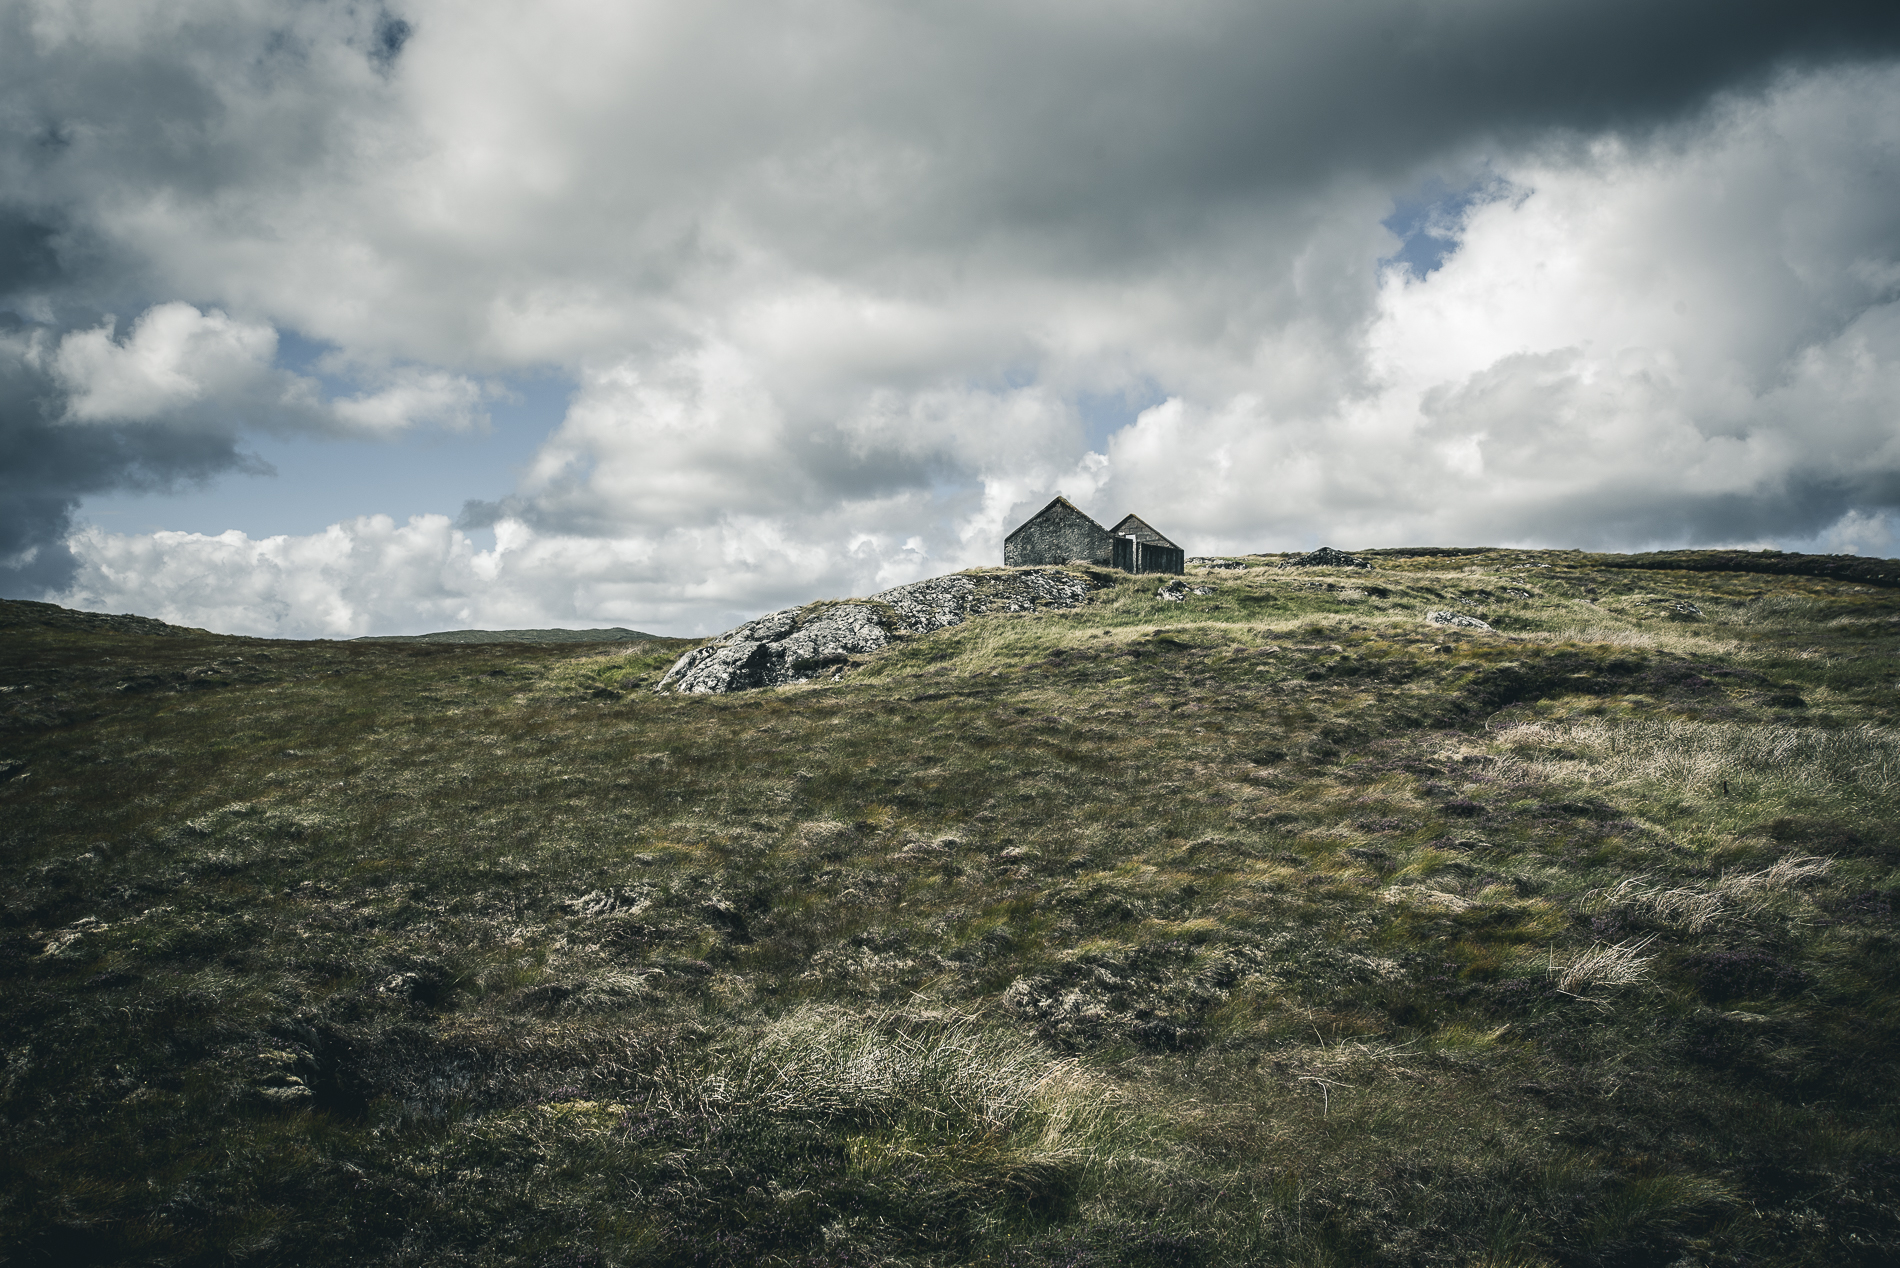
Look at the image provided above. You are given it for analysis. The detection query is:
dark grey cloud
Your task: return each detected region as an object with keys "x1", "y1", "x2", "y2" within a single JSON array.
[
  {"x1": 0, "y1": 188, "x2": 263, "y2": 593},
  {"x1": 956, "y1": 1, "x2": 1900, "y2": 180},
  {"x1": 0, "y1": 213, "x2": 61, "y2": 294},
  {"x1": 618, "y1": 0, "x2": 1900, "y2": 273},
  {"x1": 8, "y1": 2, "x2": 1897, "y2": 278},
  {"x1": 0, "y1": 1, "x2": 1886, "y2": 354},
  {"x1": 370, "y1": 12, "x2": 413, "y2": 74},
  {"x1": 0, "y1": 312, "x2": 266, "y2": 594}
]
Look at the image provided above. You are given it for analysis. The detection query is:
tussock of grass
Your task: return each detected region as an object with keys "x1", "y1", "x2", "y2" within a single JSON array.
[
  {"x1": 1550, "y1": 935, "x2": 1660, "y2": 996},
  {"x1": 1586, "y1": 856, "x2": 1835, "y2": 933},
  {"x1": 682, "y1": 1009, "x2": 1085, "y2": 1120}
]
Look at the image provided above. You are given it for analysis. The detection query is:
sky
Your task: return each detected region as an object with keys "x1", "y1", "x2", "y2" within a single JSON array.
[{"x1": 4, "y1": 1, "x2": 1900, "y2": 639}]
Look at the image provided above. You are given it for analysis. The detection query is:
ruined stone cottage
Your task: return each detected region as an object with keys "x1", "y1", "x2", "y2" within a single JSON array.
[{"x1": 1003, "y1": 496, "x2": 1185, "y2": 575}]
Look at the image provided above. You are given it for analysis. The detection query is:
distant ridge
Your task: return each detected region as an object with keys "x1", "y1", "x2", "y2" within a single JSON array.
[
  {"x1": 0, "y1": 599, "x2": 207, "y2": 638},
  {"x1": 354, "y1": 627, "x2": 663, "y2": 645},
  {"x1": 1358, "y1": 547, "x2": 1900, "y2": 588},
  {"x1": 1590, "y1": 548, "x2": 1900, "y2": 588}
]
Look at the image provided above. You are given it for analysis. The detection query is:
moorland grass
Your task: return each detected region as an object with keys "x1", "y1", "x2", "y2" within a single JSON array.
[{"x1": 2, "y1": 551, "x2": 1898, "y2": 1265}]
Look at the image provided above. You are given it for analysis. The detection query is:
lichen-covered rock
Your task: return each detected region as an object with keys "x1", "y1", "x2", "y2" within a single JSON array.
[
  {"x1": 871, "y1": 574, "x2": 979, "y2": 633},
  {"x1": 656, "y1": 568, "x2": 1099, "y2": 693},
  {"x1": 1281, "y1": 546, "x2": 1371, "y2": 569},
  {"x1": 1426, "y1": 610, "x2": 1493, "y2": 631},
  {"x1": 1156, "y1": 579, "x2": 1216, "y2": 602},
  {"x1": 656, "y1": 603, "x2": 889, "y2": 693}
]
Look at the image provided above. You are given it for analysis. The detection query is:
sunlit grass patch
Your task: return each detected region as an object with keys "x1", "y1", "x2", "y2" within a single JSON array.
[
  {"x1": 627, "y1": 1005, "x2": 1171, "y2": 1237},
  {"x1": 1583, "y1": 854, "x2": 1833, "y2": 936},
  {"x1": 1518, "y1": 622, "x2": 1748, "y2": 659},
  {"x1": 1493, "y1": 716, "x2": 1900, "y2": 814}
]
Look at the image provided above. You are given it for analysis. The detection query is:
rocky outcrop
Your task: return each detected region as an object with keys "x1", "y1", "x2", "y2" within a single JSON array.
[
  {"x1": 1281, "y1": 547, "x2": 1371, "y2": 569},
  {"x1": 656, "y1": 568, "x2": 1100, "y2": 694},
  {"x1": 1426, "y1": 610, "x2": 1493, "y2": 631},
  {"x1": 655, "y1": 604, "x2": 887, "y2": 694}
]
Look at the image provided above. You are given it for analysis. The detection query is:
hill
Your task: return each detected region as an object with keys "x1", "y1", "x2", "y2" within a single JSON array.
[
  {"x1": 354, "y1": 627, "x2": 663, "y2": 645},
  {"x1": 3, "y1": 551, "x2": 1897, "y2": 1266}
]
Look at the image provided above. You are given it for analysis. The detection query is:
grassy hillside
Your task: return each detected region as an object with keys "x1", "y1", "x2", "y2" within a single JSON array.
[{"x1": 3, "y1": 550, "x2": 1897, "y2": 1267}]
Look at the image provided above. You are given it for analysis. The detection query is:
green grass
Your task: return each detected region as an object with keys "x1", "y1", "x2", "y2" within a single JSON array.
[{"x1": 3, "y1": 550, "x2": 1898, "y2": 1265}]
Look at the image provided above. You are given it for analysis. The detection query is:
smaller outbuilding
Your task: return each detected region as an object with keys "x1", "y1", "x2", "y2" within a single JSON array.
[
  {"x1": 1107, "y1": 514, "x2": 1185, "y2": 575},
  {"x1": 1003, "y1": 497, "x2": 1185, "y2": 574}
]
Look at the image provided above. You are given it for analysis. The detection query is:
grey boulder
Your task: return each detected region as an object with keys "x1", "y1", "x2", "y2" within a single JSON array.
[
  {"x1": 1156, "y1": 579, "x2": 1216, "y2": 602},
  {"x1": 1425, "y1": 610, "x2": 1493, "y2": 631}
]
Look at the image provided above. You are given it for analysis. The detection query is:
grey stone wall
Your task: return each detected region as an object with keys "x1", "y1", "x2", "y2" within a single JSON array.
[{"x1": 1004, "y1": 497, "x2": 1111, "y2": 566}]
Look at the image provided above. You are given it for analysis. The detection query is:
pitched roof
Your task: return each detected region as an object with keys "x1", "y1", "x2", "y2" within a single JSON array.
[
  {"x1": 1004, "y1": 495, "x2": 1103, "y2": 542},
  {"x1": 1108, "y1": 513, "x2": 1180, "y2": 550}
]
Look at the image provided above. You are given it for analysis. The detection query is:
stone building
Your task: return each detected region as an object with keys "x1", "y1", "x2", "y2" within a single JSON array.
[
  {"x1": 1003, "y1": 497, "x2": 1185, "y2": 574},
  {"x1": 1003, "y1": 496, "x2": 1112, "y2": 567},
  {"x1": 1107, "y1": 513, "x2": 1185, "y2": 575}
]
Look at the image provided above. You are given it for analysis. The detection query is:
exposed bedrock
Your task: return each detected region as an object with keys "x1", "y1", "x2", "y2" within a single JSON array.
[
  {"x1": 656, "y1": 568, "x2": 1100, "y2": 694},
  {"x1": 1281, "y1": 546, "x2": 1371, "y2": 569}
]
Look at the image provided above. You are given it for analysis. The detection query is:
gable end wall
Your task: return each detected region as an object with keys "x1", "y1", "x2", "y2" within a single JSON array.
[
  {"x1": 1109, "y1": 514, "x2": 1181, "y2": 550},
  {"x1": 1004, "y1": 502, "x2": 1111, "y2": 566}
]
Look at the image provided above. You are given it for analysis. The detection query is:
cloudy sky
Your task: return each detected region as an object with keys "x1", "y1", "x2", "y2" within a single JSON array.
[{"x1": 4, "y1": 1, "x2": 1900, "y2": 638}]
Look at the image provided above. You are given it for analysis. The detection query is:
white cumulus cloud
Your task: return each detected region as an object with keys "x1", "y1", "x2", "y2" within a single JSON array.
[
  {"x1": 49, "y1": 303, "x2": 487, "y2": 435},
  {"x1": 59, "y1": 509, "x2": 948, "y2": 639},
  {"x1": 1092, "y1": 68, "x2": 1900, "y2": 552}
]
